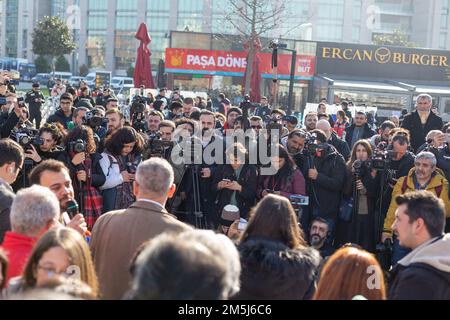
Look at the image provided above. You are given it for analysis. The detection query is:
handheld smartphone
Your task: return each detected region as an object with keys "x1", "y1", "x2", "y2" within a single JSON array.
[
  {"x1": 17, "y1": 97, "x2": 25, "y2": 106},
  {"x1": 238, "y1": 218, "x2": 248, "y2": 231},
  {"x1": 222, "y1": 179, "x2": 232, "y2": 183}
]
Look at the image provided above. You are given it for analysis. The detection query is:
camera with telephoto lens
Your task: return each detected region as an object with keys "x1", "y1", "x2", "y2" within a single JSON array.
[
  {"x1": 352, "y1": 159, "x2": 371, "y2": 178},
  {"x1": 83, "y1": 109, "x2": 104, "y2": 129},
  {"x1": 68, "y1": 139, "x2": 86, "y2": 154},
  {"x1": 131, "y1": 100, "x2": 146, "y2": 133},
  {"x1": 15, "y1": 127, "x2": 44, "y2": 151},
  {"x1": 143, "y1": 132, "x2": 174, "y2": 160},
  {"x1": 303, "y1": 132, "x2": 330, "y2": 158},
  {"x1": 369, "y1": 142, "x2": 397, "y2": 171}
]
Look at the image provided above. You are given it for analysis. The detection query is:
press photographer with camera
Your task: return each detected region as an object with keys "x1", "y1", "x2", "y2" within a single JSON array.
[
  {"x1": 212, "y1": 143, "x2": 258, "y2": 222},
  {"x1": 316, "y1": 119, "x2": 351, "y2": 161},
  {"x1": 129, "y1": 99, "x2": 148, "y2": 133},
  {"x1": 22, "y1": 122, "x2": 66, "y2": 166},
  {"x1": 370, "y1": 120, "x2": 396, "y2": 149},
  {"x1": 58, "y1": 126, "x2": 105, "y2": 229},
  {"x1": 338, "y1": 140, "x2": 377, "y2": 251},
  {"x1": 99, "y1": 127, "x2": 144, "y2": 213},
  {"x1": 254, "y1": 96, "x2": 272, "y2": 119},
  {"x1": 1, "y1": 94, "x2": 34, "y2": 139},
  {"x1": 305, "y1": 129, "x2": 347, "y2": 237}
]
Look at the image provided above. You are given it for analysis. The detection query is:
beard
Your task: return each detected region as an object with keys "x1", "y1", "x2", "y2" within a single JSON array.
[{"x1": 310, "y1": 234, "x2": 326, "y2": 247}]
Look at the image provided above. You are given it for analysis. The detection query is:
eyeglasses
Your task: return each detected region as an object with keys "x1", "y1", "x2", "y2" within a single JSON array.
[
  {"x1": 43, "y1": 123, "x2": 58, "y2": 130},
  {"x1": 37, "y1": 264, "x2": 73, "y2": 279}
]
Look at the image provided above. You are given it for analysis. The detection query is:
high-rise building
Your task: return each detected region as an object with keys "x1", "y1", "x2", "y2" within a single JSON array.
[{"x1": 1, "y1": 0, "x2": 450, "y2": 75}]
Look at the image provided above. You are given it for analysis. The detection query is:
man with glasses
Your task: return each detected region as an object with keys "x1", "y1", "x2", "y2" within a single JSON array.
[
  {"x1": 345, "y1": 111, "x2": 376, "y2": 149},
  {"x1": 250, "y1": 116, "x2": 264, "y2": 137},
  {"x1": 46, "y1": 93, "x2": 75, "y2": 129}
]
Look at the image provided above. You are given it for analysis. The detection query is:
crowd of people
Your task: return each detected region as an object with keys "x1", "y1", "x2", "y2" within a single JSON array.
[{"x1": 0, "y1": 70, "x2": 449, "y2": 300}]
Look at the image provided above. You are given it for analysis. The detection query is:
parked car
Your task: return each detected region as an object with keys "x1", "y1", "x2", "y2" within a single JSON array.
[
  {"x1": 111, "y1": 77, "x2": 134, "y2": 91},
  {"x1": 31, "y1": 73, "x2": 51, "y2": 85},
  {"x1": 69, "y1": 76, "x2": 85, "y2": 88}
]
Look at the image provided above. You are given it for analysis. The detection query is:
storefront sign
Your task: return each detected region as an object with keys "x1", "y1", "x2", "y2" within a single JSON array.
[
  {"x1": 165, "y1": 48, "x2": 316, "y2": 80},
  {"x1": 316, "y1": 42, "x2": 450, "y2": 82}
]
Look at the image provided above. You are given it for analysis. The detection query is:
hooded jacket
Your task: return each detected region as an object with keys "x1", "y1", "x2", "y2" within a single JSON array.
[
  {"x1": 235, "y1": 238, "x2": 321, "y2": 300},
  {"x1": 384, "y1": 168, "x2": 450, "y2": 234},
  {"x1": 389, "y1": 234, "x2": 450, "y2": 300}
]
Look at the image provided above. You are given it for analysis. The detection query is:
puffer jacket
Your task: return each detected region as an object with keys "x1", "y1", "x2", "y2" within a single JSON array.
[{"x1": 234, "y1": 237, "x2": 321, "y2": 300}]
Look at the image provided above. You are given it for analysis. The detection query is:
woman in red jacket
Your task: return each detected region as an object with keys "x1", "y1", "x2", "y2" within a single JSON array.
[{"x1": 333, "y1": 110, "x2": 350, "y2": 139}]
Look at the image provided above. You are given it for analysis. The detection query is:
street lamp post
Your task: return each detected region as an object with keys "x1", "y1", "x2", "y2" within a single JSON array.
[{"x1": 270, "y1": 40, "x2": 297, "y2": 116}]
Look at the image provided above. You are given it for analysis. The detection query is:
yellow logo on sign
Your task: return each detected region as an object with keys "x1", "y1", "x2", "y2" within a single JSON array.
[{"x1": 374, "y1": 47, "x2": 391, "y2": 64}]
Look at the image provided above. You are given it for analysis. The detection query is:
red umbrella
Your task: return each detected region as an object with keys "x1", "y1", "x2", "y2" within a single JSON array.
[
  {"x1": 134, "y1": 23, "x2": 155, "y2": 89},
  {"x1": 243, "y1": 37, "x2": 262, "y2": 102}
]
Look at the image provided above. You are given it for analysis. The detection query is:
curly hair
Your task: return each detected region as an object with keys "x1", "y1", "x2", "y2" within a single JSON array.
[
  {"x1": 39, "y1": 122, "x2": 67, "y2": 146},
  {"x1": 64, "y1": 125, "x2": 96, "y2": 154},
  {"x1": 104, "y1": 127, "x2": 145, "y2": 156}
]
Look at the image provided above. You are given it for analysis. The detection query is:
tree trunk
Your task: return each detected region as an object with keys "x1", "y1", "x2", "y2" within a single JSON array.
[{"x1": 244, "y1": 0, "x2": 258, "y2": 97}]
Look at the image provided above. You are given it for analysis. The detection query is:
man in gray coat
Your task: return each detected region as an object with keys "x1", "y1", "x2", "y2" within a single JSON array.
[{"x1": 90, "y1": 158, "x2": 192, "y2": 300}]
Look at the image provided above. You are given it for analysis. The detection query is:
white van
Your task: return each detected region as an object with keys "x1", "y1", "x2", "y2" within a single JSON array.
[
  {"x1": 111, "y1": 77, "x2": 134, "y2": 90},
  {"x1": 52, "y1": 72, "x2": 73, "y2": 81}
]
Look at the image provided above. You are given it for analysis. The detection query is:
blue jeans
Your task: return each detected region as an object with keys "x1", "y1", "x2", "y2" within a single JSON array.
[{"x1": 392, "y1": 237, "x2": 411, "y2": 265}]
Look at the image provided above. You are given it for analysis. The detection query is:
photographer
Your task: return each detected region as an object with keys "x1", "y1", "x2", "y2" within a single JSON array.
[
  {"x1": 25, "y1": 83, "x2": 45, "y2": 129},
  {"x1": 375, "y1": 132, "x2": 415, "y2": 230},
  {"x1": 338, "y1": 140, "x2": 377, "y2": 251},
  {"x1": 58, "y1": 126, "x2": 105, "y2": 229},
  {"x1": 370, "y1": 120, "x2": 396, "y2": 149},
  {"x1": 212, "y1": 143, "x2": 258, "y2": 221},
  {"x1": 305, "y1": 129, "x2": 347, "y2": 236},
  {"x1": 316, "y1": 119, "x2": 351, "y2": 161},
  {"x1": 99, "y1": 127, "x2": 144, "y2": 213},
  {"x1": 417, "y1": 130, "x2": 445, "y2": 154},
  {"x1": 1, "y1": 94, "x2": 34, "y2": 139},
  {"x1": 257, "y1": 144, "x2": 306, "y2": 201},
  {"x1": 23, "y1": 122, "x2": 66, "y2": 165}
]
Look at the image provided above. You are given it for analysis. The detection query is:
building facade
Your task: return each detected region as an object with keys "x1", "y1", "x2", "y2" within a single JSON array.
[{"x1": 1, "y1": 0, "x2": 450, "y2": 76}]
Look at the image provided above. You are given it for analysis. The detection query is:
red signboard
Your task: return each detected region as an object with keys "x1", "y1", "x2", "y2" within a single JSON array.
[{"x1": 165, "y1": 48, "x2": 315, "y2": 80}]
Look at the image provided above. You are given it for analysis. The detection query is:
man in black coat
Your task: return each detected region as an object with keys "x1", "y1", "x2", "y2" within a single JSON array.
[
  {"x1": 25, "y1": 83, "x2": 45, "y2": 129},
  {"x1": 389, "y1": 191, "x2": 450, "y2": 300},
  {"x1": 306, "y1": 129, "x2": 347, "y2": 235},
  {"x1": 317, "y1": 119, "x2": 350, "y2": 161},
  {"x1": 345, "y1": 111, "x2": 376, "y2": 149},
  {"x1": 401, "y1": 94, "x2": 444, "y2": 153}
]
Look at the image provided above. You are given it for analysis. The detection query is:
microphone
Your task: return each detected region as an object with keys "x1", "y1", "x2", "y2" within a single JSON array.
[{"x1": 66, "y1": 200, "x2": 79, "y2": 219}]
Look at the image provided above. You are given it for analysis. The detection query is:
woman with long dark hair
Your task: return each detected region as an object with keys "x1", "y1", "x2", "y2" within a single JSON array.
[
  {"x1": 235, "y1": 194, "x2": 320, "y2": 300},
  {"x1": 99, "y1": 127, "x2": 144, "y2": 212},
  {"x1": 337, "y1": 140, "x2": 377, "y2": 251},
  {"x1": 58, "y1": 125, "x2": 105, "y2": 229},
  {"x1": 257, "y1": 144, "x2": 306, "y2": 200}
]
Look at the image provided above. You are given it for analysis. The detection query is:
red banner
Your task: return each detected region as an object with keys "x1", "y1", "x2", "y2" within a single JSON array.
[{"x1": 165, "y1": 48, "x2": 315, "y2": 79}]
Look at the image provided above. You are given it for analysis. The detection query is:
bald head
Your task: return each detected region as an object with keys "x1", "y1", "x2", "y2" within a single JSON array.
[{"x1": 316, "y1": 120, "x2": 332, "y2": 139}]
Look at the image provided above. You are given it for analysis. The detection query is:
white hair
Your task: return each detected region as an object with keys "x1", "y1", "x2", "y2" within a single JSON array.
[
  {"x1": 11, "y1": 185, "x2": 60, "y2": 237},
  {"x1": 136, "y1": 158, "x2": 174, "y2": 196},
  {"x1": 415, "y1": 151, "x2": 437, "y2": 167},
  {"x1": 416, "y1": 94, "x2": 432, "y2": 104}
]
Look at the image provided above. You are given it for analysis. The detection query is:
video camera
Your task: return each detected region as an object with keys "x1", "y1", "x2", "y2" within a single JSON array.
[
  {"x1": 375, "y1": 238, "x2": 393, "y2": 271},
  {"x1": 15, "y1": 127, "x2": 44, "y2": 151},
  {"x1": 144, "y1": 132, "x2": 174, "y2": 159},
  {"x1": 370, "y1": 142, "x2": 397, "y2": 171},
  {"x1": 83, "y1": 109, "x2": 104, "y2": 129},
  {"x1": 303, "y1": 132, "x2": 330, "y2": 158},
  {"x1": 131, "y1": 100, "x2": 146, "y2": 133},
  {"x1": 68, "y1": 139, "x2": 86, "y2": 154}
]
